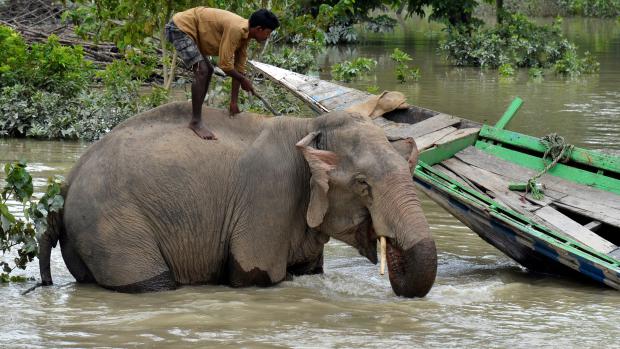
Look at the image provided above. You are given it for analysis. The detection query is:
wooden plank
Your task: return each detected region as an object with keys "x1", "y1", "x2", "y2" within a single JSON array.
[
  {"x1": 455, "y1": 146, "x2": 620, "y2": 210},
  {"x1": 320, "y1": 91, "x2": 370, "y2": 111},
  {"x1": 433, "y1": 163, "x2": 480, "y2": 193},
  {"x1": 415, "y1": 127, "x2": 457, "y2": 151},
  {"x1": 441, "y1": 158, "x2": 618, "y2": 254},
  {"x1": 418, "y1": 132, "x2": 479, "y2": 166},
  {"x1": 583, "y1": 220, "x2": 602, "y2": 231},
  {"x1": 479, "y1": 125, "x2": 620, "y2": 175},
  {"x1": 435, "y1": 127, "x2": 481, "y2": 146},
  {"x1": 251, "y1": 60, "x2": 291, "y2": 80},
  {"x1": 476, "y1": 141, "x2": 620, "y2": 195},
  {"x1": 533, "y1": 206, "x2": 617, "y2": 253},
  {"x1": 384, "y1": 113, "x2": 461, "y2": 140},
  {"x1": 555, "y1": 196, "x2": 620, "y2": 228},
  {"x1": 455, "y1": 146, "x2": 620, "y2": 228},
  {"x1": 308, "y1": 86, "x2": 355, "y2": 103},
  {"x1": 452, "y1": 149, "x2": 557, "y2": 206},
  {"x1": 495, "y1": 97, "x2": 523, "y2": 130},
  {"x1": 441, "y1": 158, "x2": 544, "y2": 213},
  {"x1": 250, "y1": 61, "x2": 328, "y2": 113}
]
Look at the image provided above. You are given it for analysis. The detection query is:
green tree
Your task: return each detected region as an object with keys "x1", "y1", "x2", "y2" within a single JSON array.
[
  {"x1": 67, "y1": 0, "x2": 209, "y2": 89},
  {"x1": 396, "y1": 0, "x2": 508, "y2": 26},
  {"x1": 399, "y1": 0, "x2": 480, "y2": 26}
]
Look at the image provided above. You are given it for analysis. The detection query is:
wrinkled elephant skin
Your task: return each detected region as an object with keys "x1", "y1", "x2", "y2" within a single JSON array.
[{"x1": 39, "y1": 103, "x2": 437, "y2": 297}]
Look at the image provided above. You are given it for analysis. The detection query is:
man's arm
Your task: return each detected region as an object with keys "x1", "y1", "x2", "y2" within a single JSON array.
[
  {"x1": 230, "y1": 74, "x2": 241, "y2": 115},
  {"x1": 218, "y1": 26, "x2": 252, "y2": 113},
  {"x1": 225, "y1": 69, "x2": 252, "y2": 114}
]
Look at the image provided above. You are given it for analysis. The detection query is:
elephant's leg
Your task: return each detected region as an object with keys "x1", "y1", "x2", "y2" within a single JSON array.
[
  {"x1": 59, "y1": 237, "x2": 96, "y2": 283},
  {"x1": 93, "y1": 245, "x2": 178, "y2": 293},
  {"x1": 226, "y1": 234, "x2": 289, "y2": 287},
  {"x1": 227, "y1": 255, "x2": 276, "y2": 287},
  {"x1": 104, "y1": 270, "x2": 177, "y2": 293},
  {"x1": 76, "y1": 216, "x2": 178, "y2": 293},
  {"x1": 287, "y1": 250, "x2": 324, "y2": 277}
]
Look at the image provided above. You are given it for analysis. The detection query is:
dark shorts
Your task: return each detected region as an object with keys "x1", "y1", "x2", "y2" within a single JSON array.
[{"x1": 165, "y1": 20, "x2": 204, "y2": 69}]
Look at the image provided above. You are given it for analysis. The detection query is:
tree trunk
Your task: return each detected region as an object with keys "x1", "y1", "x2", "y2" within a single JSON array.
[
  {"x1": 161, "y1": 25, "x2": 169, "y2": 89},
  {"x1": 162, "y1": 0, "x2": 175, "y2": 90},
  {"x1": 164, "y1": 52, "x2": 178, "y2": 91},
  {"x1": 497, "y1": 0, "x2": 504, "y2": 24}
]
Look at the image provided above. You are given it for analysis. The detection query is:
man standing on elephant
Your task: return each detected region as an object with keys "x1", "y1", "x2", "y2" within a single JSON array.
[{"x1": 166, "y1": 8, "x2": 280, "y2": 140}]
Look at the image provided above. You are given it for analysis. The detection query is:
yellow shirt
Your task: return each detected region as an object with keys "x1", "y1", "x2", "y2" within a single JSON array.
[{"x1": 172, "y1": 7, "x2": 249, "y2": 73}]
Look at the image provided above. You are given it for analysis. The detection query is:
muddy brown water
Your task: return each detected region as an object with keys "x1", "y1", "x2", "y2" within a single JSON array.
[{"x1": 1, "y1": 17, "x2": 619, "y2": 348}]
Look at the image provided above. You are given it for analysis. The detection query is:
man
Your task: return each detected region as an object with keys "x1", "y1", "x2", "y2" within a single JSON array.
[{"x1": 166, "y1": 8, "x2": 279, "y2": 139}]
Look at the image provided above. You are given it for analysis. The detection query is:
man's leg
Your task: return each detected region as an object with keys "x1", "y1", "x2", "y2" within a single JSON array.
[
  {"x1": 190, "y1": 59, "x2": 216, "y2": 139},
  {"x1": 165, "y1": 20, "x2": 217, "y2": 140}
]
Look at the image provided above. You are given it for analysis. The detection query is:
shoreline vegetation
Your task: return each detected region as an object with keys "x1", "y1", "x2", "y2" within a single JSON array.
[{"x1": 0, "y1": 0, "x2": 616, "y2": 142}]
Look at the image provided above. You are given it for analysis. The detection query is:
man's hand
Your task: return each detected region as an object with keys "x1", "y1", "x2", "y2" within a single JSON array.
[
  {"x1": 229, "y1": 101, "x2": 240, "y2": 116},
  {"x1": 240, "y1": 77, "x2": 253, "y2": 93}
]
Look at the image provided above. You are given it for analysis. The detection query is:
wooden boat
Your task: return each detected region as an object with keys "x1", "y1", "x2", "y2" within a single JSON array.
[{"x1": 249, "y1": 60, "x2": 620, "y2": 290}]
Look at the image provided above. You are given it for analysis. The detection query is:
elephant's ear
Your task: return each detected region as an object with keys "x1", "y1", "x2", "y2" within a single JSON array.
[
  {"x1": 390, "y1": 137, "x2": 419, "y2": 170},
  {"x1": 296, "y1": 132, "x2": 339, "y2": 228},
  {"x1": 406, "y1": 137, "x2": 419, "y2": 170}
]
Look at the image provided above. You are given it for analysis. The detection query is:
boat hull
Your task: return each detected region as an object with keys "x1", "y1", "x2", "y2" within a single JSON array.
[{"x1": 414, "y1": 175, "x2": 620, "y2": 290}]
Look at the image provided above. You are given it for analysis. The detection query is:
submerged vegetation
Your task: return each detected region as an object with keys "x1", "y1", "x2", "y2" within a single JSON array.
[
  {"x1": 390, "y1": 48, "x2": 421, "y2": 83},
  {"x1": 331, "y1": 57, "x2": 377, "y2": 82},
  {"x1": 440, "y1": 13, "x2": 600, "y2": 76},
  {"x1": 0, "y1": 162, "x2": 63, "y2": 282}
]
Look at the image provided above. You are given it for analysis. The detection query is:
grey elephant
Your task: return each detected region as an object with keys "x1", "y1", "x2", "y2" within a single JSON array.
[{"x1": 39, "y1": 102, "x2": 437, "y2": 297}]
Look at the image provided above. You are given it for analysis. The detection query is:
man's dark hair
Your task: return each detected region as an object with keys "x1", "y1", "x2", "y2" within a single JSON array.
[{"x1": 249, "y1": 9, "x2": 280, "y2": 30}]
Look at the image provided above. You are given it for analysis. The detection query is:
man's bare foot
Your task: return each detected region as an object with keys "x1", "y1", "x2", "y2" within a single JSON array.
[{"x1": 189, "y1": 120, "x2": 217, "y2": 140}]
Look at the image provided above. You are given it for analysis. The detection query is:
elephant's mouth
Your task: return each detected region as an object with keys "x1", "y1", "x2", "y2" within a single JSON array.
[
  {"x1": 351, "y1": 217, "x2": 436, "y2": 297},
  {"x1": 353, "y1": 219, "x2": 405, "y2": 278},
  {"x1": 353, "y1": 218, "x2": 378, "y2": 264}
]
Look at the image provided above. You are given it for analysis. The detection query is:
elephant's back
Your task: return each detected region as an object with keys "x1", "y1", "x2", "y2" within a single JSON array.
[
  {"x1": 67, "y1": 102, "x2": 267, "y2": 183},
  {"x1": 63, "y1": 102, "x2": 266, "y2": 229},
  {"x1": 113, "y1": 102, "x2": 267, "y2": 145}
]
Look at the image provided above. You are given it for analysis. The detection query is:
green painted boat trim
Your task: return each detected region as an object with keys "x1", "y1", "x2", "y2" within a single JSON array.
[
  {"x1": 418, "y1": 132, "x2": 479, "y2": 165},
  {"x1": 494, "y1": 97, "x2": 523, "y2": 130},
  {"x1": 479, "y1": 125, "x2": 620, "y2": 175},
  {"x1": 414, "y1": 161, "x2": 620, "y2": 269},
  {"x1": 475, "y1": 141, "x2": 620, "y2": 194}
]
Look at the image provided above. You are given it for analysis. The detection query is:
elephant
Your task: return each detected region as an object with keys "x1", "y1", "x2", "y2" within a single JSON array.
[{"x1": 38, "y1": 102, "x2": 437, "y2": 297}]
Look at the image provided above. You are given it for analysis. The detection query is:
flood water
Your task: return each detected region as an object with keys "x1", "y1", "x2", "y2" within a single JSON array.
[{"x1": 1, "y1": 17, "x2": 619, "y2": 348}]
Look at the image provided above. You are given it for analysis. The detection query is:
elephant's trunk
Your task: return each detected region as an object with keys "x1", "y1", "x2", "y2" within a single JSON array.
[{"x1": 372, "y1": 170, "x2": 437, "y2": 298}]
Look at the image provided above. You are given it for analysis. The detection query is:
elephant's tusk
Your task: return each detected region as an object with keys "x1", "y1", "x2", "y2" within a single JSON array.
[{"x1": 380, "y1": 236, "x2": 387, "y2": 275}]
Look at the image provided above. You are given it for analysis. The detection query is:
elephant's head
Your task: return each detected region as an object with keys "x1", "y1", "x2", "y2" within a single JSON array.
[{"x1": 296, "y1": 112, "x2": 437, "y2": 297}]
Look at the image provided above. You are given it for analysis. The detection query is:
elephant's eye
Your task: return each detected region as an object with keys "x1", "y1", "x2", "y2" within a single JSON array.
[{"x1": 351, "y1": 174, "x2": 371, "y2": 199}]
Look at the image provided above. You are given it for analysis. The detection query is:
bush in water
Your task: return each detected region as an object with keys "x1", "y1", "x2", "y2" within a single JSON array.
[
  {"x1": 390, "y1": 48, "x2": 421, "y2": 83},
  {"x1": 559, "y1": 0, "x2": 620, "y2": 18},
  {"x1": 331, "y1": 57, "x2": 377, "y2": 82},
  {"x1": 439, "y1": 13, "x2": 600, "y2": 76},
  {"x1": 0, "y1": 162, "x2": 64, "y2": 283}
]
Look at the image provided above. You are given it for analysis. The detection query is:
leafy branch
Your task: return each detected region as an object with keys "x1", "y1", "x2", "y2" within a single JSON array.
[
  {"x1": 390, "y1": 48, "x2": 420, "y2": 83},
  {"x1": 331, "y1": 57, "x2": 377, "y2": 82},
  {"x1": 0, "y1": 161, "x2": 64, "y2": 283}
]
